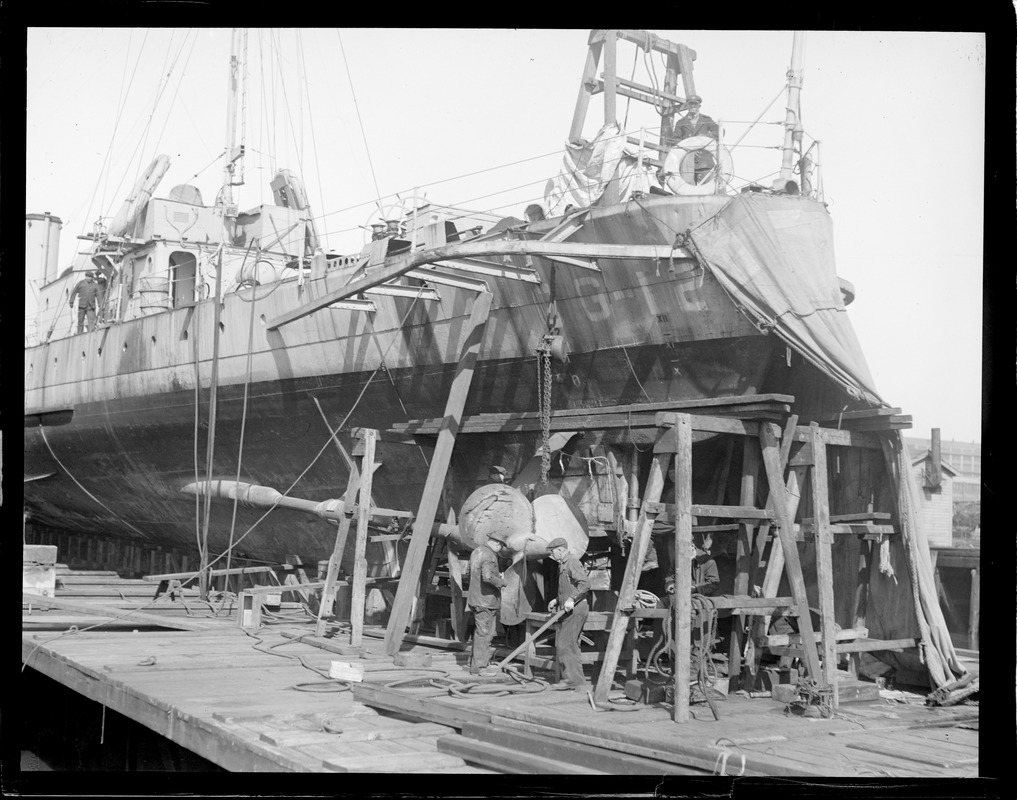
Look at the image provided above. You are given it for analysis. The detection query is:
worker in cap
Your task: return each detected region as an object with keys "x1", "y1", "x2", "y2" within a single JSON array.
[
  {"x1": 670, "y1": 93, "x2": 719, "y2": 145},
  {"x1": 69, "y1": 270, "x2": 102, "y2": 334},
  {"x1": 545, "y1": 537, "x2": 591, "y2": 692},
  {"x1": 466, "y1": 530, "x2": 509, "y2": 675},
  {"x1": 664, "y1": 532, "x2": 719, "y2": 599},
  {"x1": 488, "y1": 465, "x2": 509, "y2": 484}
]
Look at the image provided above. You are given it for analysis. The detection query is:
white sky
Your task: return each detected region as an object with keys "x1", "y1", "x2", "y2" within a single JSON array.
[{"x1": 25, "y1": 28, "x2": 985, "y2": 442}]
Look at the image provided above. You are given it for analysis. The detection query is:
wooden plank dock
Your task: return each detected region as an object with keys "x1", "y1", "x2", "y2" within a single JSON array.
[{"x1": 21, "y1": 567, "x2": 979, "y2": 775}]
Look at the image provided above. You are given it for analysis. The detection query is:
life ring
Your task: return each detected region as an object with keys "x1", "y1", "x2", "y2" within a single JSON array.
[{"x1": 663, "y1": 136, "x2": 734, "y2": 196}]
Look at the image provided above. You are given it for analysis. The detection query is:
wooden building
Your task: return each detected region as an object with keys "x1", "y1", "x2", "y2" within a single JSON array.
[{"x1": 910, "y1": 451, "x2": 958, "y2": 548}]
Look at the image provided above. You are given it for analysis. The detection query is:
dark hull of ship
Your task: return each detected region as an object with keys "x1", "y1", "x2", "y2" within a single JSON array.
[
  {"x1": 24, "y1": 334, "x2": 782, "y2": 564},
  {"x1": 24, "y1": 194, "x2": 843, "y2": 564}
]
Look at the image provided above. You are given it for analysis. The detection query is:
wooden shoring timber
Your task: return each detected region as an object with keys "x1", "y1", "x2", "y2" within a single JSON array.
[
  {"x1": 809, "y1": 423, "x2": 839, "y2": 702},
  {"x1": 757, "y1": 422, "x2": 824, "y2": 684},
  {"x1": 383, "y1": 292, "x2": 493, "y2": 655},
  {"x1": 730, "y1": 435, "x2": 761, "y2": 688},
  {"x1": 671, "y1": 414, "x2": 694, "y2": 723},
  {"x1": 592, "y1": 450, "x2": 672, "y2": 705},
  {"x1": 350, "y1": 429, "x2": 378, "y2": 648},
  {"x1": 315, "y1": 437, "x2": 368, "y2": 637}
]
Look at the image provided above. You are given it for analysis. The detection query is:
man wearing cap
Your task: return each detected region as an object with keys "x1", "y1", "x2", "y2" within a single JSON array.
[
  {"x1": 69, "y1": 271, "x2": 102, "y2": 334},
  {"x1": 671, "y1": 95, "x2": 719, "y2": 142},
  {"x1": 664, "y1": 532, "x2": 720, "y2": 599},
  {"x1": 546, "y1": 537, "x2": 591, "y2": 691},
  {"x1": 466, "y1": 533, "x2": 508, "y2": 675},
  {"x1": 488, "y1": 465, "x2": 509, "y2": 484}
]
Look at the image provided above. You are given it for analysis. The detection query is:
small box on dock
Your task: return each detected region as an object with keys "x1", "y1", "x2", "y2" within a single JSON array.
[
  {"x1": 329, "y1": 661, "x2": 365, "y2": 682},
  {"x1": 24, "y1": 545, "x2": 57, "y2": 598}
]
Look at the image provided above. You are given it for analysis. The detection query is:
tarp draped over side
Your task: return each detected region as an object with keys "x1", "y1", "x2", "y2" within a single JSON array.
[
  {"x1": 688, "y1": 193, "x2": 883, "y2": 406},
  {"x1": 877, "y1": 432, "x2": 968, "y2": 686},
  {"x1": 687, "y1": 192, "x2": 964, "y2": 689},
  {"x1": 544, "y1": 124, "x2": 652, "y2": 216}
]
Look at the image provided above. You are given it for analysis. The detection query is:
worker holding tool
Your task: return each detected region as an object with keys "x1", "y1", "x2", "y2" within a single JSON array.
[
  {"x1": 466, "y1": 531, "x2": 508, "y2": 676},
  {"x1": 545, "y1": 537, "x2": 591, "y2": 692}
]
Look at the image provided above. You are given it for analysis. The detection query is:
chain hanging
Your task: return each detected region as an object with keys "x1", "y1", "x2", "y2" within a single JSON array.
[{"x1": 537, "y1": 343, "x2": 553, "y2": 486}]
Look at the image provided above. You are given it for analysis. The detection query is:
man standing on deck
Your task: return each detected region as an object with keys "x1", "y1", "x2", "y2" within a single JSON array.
[
  {"x1": 69, "y1": 271, "x2": 102, "y2": 333},
  {"x1": 546, "y1": 537, "x2": 591, "y2": 692},
  {"x1": 670, "y1": 95, "x2": 718, "y2": 142},
  {"x1": 466, "y1": 532, "x2": 508, "y2": 676}
]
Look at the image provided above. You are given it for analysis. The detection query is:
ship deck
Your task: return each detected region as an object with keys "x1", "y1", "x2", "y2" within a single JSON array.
[{"x1": 20, "y1": 567, "x2": 980, "y2": 778}]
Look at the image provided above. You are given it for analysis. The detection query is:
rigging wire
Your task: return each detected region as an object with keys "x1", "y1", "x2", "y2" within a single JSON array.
[
  {"x1": 150, "y1": 30, "x2": 200, "y2": 161},
  {"x1": 96, "y1": 29, "x2": 145, "y2": 232},
  {"x1": 218, "y1": 241, "x2": 262, "y2": 614},
  {"x1": 37, "y1": 427, "x2": 153, "y2": 541},
  {"x1": 196, "y1": 286, "x2": 429, "y2": 572},
  {"x1": 336, "y1": 29, "x2": 384, "y2": 211},
  {"x1": 297, "y1": 31, "x2": 328, "y2": 251},
  {"x1": 119, "y1": 31, "x2": 189, "y2": 233}
]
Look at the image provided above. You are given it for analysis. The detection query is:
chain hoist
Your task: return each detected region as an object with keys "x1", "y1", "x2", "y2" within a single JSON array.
[{"x1": 536, "y1": 339, "x2": 553, "y2": 487}]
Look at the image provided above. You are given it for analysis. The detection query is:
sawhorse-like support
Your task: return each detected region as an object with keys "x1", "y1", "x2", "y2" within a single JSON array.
[
  {"x1": 314, "y1": 428, "x2": 378, "y2": 644},
  {"x1": 593, "y1": 413, "x2": 826, "y2": 723}
]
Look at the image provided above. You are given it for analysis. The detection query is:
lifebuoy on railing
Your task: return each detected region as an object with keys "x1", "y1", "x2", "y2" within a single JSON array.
[{"x1": 663, "y1": 136, "x2": 734, "y2": 196}]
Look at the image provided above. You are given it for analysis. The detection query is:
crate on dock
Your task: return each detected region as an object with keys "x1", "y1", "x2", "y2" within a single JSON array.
[{"x1": 24, "y1": 544, "x2": 57, "y2": 598}]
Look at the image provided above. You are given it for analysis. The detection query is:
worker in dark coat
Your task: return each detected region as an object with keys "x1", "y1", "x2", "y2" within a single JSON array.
[
  {"x1": 69, "y1": 271, "x2": 102, "y2": 334},
  {"x1": 467, "y1": 532, "x2": 508, "y2": 675},
  {"x1": 670, "y1": 95, "x2": 719, "y2": 143},
  {"x1": 664, "y1": 533, "x2": 720, "y2": 598},
  {"x1": 546, "y1": 537, "x2": 591, "y2": 692}
]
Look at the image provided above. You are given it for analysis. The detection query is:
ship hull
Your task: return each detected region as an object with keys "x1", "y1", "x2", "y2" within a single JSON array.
[{"x1": 24, "y1": 194, "x2": 830, "y2": 563}]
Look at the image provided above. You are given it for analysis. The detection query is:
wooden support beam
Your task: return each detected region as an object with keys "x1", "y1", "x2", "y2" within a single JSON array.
[
  {"x1": 569, "y1": 34, "x2": 603, "y2": 143},
  {"x1": 968, "y1": 567, "x2": 979, "y2": 651},
  {"x1": 21, "y1": 593, "x2": 217, "y2": 632},
  {"x1": 672, "y1": 414, "x2": 693, "y2": 723},
  {"x1": 143, "y1": 565, "x2": 276, "y2": 583},
  {"x1": 350, "y1": 428, "x2": 377, "y2": 647},
  {"x1": 315, "y1": 454, "x2": 364, "y2": 637},
  {"x1": 603, "y1": 30, "x2": 617, "y2": 126},
  {"x1": 730, "y1": 435, "x2": 760, "y2": 688},
  {"x1": 383, "y1": 292, "x2": 493, "y2": 655},
  {"x1": 758, "y1": 422, "x2": 824, "y2": 683},
  {"x1": 809, "y1": 423, "x2": 838, "y2": 703},
  {"x1": 593, "y1": 451, "x2": 670, "y2": 704}
]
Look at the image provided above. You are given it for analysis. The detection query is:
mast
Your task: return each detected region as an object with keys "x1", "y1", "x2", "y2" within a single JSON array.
[
  {"x1": 201, "y1": 29, "x2": 246, "y2": 599},
  {"x1": 219, "y1": 28, "x2": 246, "y2": 214},
  {"x1": 774, "y1": 31, "x2": 805, "y2": 192}
]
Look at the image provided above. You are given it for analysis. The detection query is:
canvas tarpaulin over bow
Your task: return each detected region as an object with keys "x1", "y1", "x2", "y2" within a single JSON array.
[{"x1": 688, "y1": 192, "x2": 882, "y2": 406}]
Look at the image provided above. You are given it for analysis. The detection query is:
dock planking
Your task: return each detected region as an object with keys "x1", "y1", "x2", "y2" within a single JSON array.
[{"x1": 21, "y1": 570, "x2": 979, "y2": 775}]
